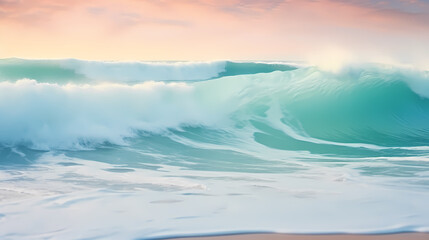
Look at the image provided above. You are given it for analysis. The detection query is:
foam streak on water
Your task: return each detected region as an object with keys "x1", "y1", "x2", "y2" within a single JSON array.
[{"x1": 0, "y1": 59, "x2": 429, "y2": 239}]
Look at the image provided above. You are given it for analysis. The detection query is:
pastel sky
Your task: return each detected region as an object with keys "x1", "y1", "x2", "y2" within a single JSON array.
[{"x1": 1, "y1": 0, "x2": 428, "y2": 65}]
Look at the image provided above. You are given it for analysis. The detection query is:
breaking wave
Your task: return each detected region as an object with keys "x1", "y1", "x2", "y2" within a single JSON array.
[{"x1": 0, "y1": 61, "x2": 429, "y2": 151}]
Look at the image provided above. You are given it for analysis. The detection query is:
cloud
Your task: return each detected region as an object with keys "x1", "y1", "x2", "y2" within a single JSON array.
[
  {"x1": 0, "y1": 0, "x2": 428, "y2": 65},
  {"x1": 0, "y1": 0, "x2": 192, "y2": 28},
  {"x1": 88, "y1": 9, "x2": 191, "y2": 28},
  {"x1": 2, "y1": 0, "x2": 428, "y2": 30},
  {"x1": 208, "y1": 0, "x2": 285, "y2": 14},
  {"x1": 0, "y1": 0, "x2": 85, "y2": 24},
  {"x1": 334, "y1": 0, "x2": 429, "y2": 13},
  {"x1": 87, "y1": 7, "x2": 105, "y2": 15}
]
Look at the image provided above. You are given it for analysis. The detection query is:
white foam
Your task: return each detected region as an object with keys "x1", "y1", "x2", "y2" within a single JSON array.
[
  {"x1": 1, "y1": 153, "x2": 429, "y2": 239},
  {"x1": 0, "y1": 79, "x2": 225, "y2": 149}
]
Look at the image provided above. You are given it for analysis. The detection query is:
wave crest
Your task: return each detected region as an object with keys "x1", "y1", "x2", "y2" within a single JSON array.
[{"x1": 1, "y1": 63, "x2": 429, "y2": 150}]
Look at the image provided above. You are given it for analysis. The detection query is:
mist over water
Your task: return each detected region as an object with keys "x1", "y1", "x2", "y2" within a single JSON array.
[{"x1": 1, "y1": 59, "x2": 429, "y2": 239}]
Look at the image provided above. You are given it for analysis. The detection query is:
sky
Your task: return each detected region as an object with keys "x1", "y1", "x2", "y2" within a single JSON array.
[{"x1": 0, "y1": 0, "x2": 428, "y2": 66}]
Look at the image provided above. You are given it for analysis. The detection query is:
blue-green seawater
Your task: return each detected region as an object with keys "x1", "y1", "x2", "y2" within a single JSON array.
[{"x1": 0, "y1": 59, "x2": 428, "y2": 239}]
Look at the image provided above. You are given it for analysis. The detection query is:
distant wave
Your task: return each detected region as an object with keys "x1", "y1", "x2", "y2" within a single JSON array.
[{"x1": 0, "y1": 58, "x2": 296, "y2": 83}]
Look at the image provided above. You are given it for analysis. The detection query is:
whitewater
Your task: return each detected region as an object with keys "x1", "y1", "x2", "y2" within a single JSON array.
[{"x1": 0, "y1": 58, "x2": 429, "y2": 239}]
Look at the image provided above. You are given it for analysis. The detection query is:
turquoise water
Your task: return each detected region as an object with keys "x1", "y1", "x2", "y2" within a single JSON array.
[{"x1": 0, "y1": 59, "x2": 429, "y2": 239}]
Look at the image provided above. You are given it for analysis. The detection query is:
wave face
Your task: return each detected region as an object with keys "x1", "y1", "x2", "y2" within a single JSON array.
[
  {"x1": 1, "y1": 59, "x2": 429, "y2": 239},
  {"x1": 0, "y1": 61, "x2": 428, "y2": 150}
]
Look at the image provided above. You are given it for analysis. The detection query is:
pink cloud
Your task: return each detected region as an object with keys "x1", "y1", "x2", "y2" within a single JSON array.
[{"x1": 0, "y1": 0, "x2": 428, "y2": 63}]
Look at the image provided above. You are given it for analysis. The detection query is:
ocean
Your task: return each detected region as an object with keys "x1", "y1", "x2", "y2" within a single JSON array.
[{"x1": 0, "y1": 58, "x2": 428, "y2": 239}]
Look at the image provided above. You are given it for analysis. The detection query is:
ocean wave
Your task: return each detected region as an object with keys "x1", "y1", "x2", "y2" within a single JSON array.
[
  {"x1": 61, "y1": 59, "x2": 227, "y2": 82},
  {"x1": 0, "y1": 63, "x2": 428, "y2": 150},
  {"x1": 0, "y1": 58, "x2": 296, "y2": 83}
]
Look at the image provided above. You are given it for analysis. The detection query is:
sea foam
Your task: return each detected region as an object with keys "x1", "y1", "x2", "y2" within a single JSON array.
[{"x1": 0, "y1": 80, "x2": 224, "y2": 149}]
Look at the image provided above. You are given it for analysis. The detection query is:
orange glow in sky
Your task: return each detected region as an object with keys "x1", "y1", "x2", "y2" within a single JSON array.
[{"x1": 1, "y1": 0, "x2": 428, "y2": 66}]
